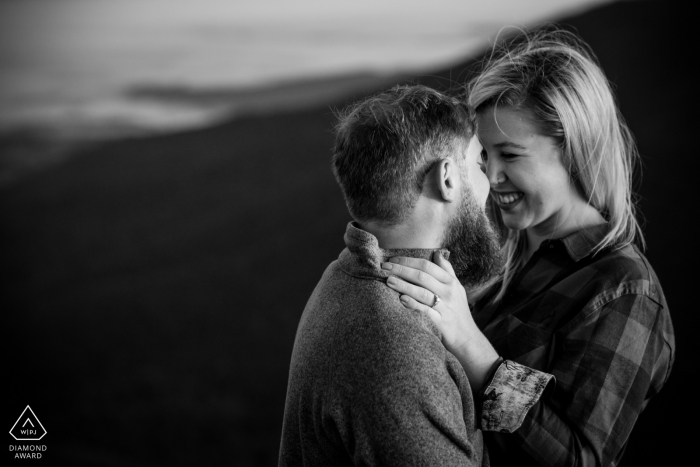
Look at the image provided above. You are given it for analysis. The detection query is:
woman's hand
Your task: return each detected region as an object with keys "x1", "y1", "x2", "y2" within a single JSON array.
[
  {"x1": 382, "y1": 252, "x2": 474, "y2": 353},
  {"x1": 382, "y1": 251, "x2": 501, "y2": 393}
]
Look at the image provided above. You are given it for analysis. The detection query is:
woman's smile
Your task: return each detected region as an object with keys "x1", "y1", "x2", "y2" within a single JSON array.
[{"x1": 491, "y1": 190, "x2": 524, "y2": 209}]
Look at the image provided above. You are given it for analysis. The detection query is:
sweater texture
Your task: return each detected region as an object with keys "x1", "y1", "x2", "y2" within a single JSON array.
[{"x1": 279, "y1": 222, "x2": 487, "y2": 466}]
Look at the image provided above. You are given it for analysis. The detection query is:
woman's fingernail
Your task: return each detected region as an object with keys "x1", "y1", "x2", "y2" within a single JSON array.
[
  {"x1": 387, "y1": 276, "x2": 397, "y2": 286},
  {"x1": 399, "y1": 296, "x2": 409, "y2": 305},
  {"x1": 381, "y1": 262, "x2": 393, "y2": 270},
  {"x1": 389, "y1": 257, "x2": 400, "y2": 263}
]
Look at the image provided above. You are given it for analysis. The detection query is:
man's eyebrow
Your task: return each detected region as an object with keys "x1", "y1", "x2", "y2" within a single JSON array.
[{"x1": 494, "y1": 141, "x2": 527, "y2": 150}]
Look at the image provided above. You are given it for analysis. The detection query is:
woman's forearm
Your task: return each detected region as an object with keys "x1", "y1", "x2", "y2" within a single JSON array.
[
  {"x1": 482, "y1": 295, "x2": 672, "y2": 466},
  {"x1": 450, "y1": 329, "x2": 501, "y2": 395}
]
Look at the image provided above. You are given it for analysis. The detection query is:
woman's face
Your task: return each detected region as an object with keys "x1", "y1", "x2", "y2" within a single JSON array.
[{"x1": 476, "y1": 106, "x2": 581, "y2": 235}]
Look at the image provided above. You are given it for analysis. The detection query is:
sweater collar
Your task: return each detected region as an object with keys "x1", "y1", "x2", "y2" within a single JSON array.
[{"x1": 339, "y1": 222, "x2": 450, "y2": 279}]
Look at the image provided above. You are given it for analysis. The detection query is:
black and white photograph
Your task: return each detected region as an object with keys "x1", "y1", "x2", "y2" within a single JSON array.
[{"x1": 2, "y1": 0, "x2": 693, "y2": 465}]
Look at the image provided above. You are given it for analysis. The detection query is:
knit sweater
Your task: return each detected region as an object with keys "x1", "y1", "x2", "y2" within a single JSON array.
[{"x1": 279, "y1": 222, "x2": 487, "y2": 466}]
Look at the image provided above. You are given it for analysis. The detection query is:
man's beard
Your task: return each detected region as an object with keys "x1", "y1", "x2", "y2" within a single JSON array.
[{"x1": 442, "y1": 186, "x2": 503, "y2": 287}]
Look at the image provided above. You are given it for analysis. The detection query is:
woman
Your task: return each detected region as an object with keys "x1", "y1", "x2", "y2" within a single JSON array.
[{"x1": 384, "y1": 30, "x2": 674, "y2": 466}]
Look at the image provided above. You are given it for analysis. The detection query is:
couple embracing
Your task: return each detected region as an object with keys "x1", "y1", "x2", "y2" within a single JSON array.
[{"x1": 279, "y1": 31, "x2": 674, "y2": 467}]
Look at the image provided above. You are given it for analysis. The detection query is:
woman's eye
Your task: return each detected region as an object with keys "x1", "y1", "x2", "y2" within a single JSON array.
[{"x1": 501, "y1": 152, "x2": 518, "y2": 160}]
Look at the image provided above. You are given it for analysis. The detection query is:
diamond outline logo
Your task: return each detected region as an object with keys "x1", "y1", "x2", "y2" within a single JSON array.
[{"x1": 9, "y1": 406, "x2": 47, "y2": 441}]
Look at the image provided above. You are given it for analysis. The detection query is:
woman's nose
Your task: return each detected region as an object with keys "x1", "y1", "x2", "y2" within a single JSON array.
[{"x1": 486, "y1": 158, "x2": 506, "y2": 186}]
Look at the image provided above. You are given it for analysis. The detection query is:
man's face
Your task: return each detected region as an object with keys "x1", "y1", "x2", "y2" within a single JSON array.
[
  {"x1": 442, "y1": 136, "x2": 502, "y2": 286},
  {"x1": 462, "y1": 135, "x2": 490, "y2": 210}
]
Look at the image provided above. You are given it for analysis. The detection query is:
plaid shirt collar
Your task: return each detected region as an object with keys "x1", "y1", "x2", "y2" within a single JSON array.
[{"x1": 557, "y1": 223, "x2": 608, "y2": 262}]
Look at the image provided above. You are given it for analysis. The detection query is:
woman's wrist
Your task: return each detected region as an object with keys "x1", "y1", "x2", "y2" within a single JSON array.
[{"x1": 452, "y1": 331, "x2": 501, "y2": 394}]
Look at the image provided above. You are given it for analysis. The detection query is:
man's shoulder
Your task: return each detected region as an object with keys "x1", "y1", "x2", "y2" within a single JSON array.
[
  {"x1": 298, "y1": 257, "x2": 447, "y2": 369},
  {"x1": 309, "y1": 255, "x2": 420, "y2": 318}
]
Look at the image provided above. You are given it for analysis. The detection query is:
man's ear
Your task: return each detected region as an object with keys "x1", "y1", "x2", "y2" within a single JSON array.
[{"x1": 435, "y1": 158, "x2": 459, "y2": 202}]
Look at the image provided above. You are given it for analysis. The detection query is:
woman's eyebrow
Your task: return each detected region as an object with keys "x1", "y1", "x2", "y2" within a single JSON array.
[{"x1": 494, "y1": 141, "x2": 527, "y2": 150}]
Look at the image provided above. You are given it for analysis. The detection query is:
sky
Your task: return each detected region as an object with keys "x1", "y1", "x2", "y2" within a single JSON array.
[{"x1": 0, "y1": 0, "x2": 613, "y2": 139}]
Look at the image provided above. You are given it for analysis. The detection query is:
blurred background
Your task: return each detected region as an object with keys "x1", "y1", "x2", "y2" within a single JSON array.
[{"x1": 1, "y1": 0, "x2": 694, "y2": 465}]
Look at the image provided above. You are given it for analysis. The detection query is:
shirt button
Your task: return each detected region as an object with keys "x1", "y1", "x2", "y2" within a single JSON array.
[{"x1": 549, "y1": 244, "x2": 554, "y2": 249}]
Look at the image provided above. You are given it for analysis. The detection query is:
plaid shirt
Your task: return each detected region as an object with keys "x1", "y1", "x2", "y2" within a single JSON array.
[{"x1": 473, "y1": 225, "x2": 675, "y2": 467}]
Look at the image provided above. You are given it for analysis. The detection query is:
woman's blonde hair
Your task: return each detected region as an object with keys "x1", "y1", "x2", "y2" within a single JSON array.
[{"x1": 467, "y1": 29, "x2": 644, "y2": 304}]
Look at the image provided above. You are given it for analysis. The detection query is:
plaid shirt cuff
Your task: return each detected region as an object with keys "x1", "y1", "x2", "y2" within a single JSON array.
[{"x1": 481, "y1": 360, "x2": 555, "y2": 433}]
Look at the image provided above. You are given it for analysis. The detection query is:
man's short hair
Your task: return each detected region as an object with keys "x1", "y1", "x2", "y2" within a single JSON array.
[{"x1": 332, "y1": 85, "x2": 475, "y2": 225}]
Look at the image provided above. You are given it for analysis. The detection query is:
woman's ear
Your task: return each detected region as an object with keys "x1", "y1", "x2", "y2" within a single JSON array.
[{"x1": 436, "y1": 158, "x2": 459, "y2": 202}]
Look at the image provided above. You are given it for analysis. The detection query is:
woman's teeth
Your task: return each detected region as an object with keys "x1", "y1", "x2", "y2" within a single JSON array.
[{"x1": 497, "y1": 192, "x2": 524, "y2": 205}]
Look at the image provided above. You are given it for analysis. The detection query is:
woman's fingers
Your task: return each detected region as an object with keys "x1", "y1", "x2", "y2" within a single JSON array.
[
  {"x1": 398, "y1": 294, "x2": 441, "y2": 324},
  {"x1": 386, "y1": 276, "x2": 439, "y2": 307},
  {"x1": 433, "y1": 251, "x2": 457, "y2": 278},
  {"x1": 382, "y1": 256, "x2": 452, "y2": 286}
]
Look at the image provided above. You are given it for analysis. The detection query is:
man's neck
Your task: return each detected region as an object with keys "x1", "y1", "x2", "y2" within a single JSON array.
[{"x1": 358, "y1": 218, "x2": 443, "y2": 251}]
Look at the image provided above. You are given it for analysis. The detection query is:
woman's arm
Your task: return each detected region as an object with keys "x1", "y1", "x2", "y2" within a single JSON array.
[
  {"x1": 485, "y1": 293, "x2": 672, "y2": 467},
  {"x1": 385, "y1": 254, "x2": 674, "y2": 467}
]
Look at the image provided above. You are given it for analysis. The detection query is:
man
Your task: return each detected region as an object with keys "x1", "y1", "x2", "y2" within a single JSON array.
[{"x1": 279, "y1": 85, "x2": 501, "y2": 466}]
